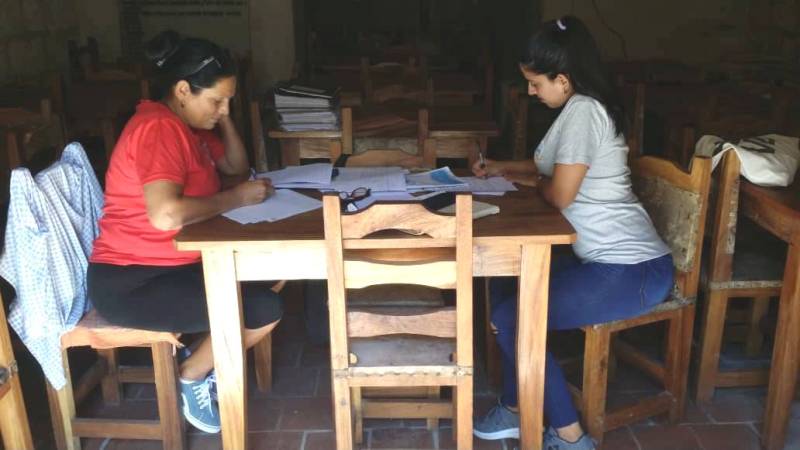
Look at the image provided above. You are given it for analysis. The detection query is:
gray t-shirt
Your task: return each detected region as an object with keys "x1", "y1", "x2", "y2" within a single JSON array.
[{"x1": 534, "y1": 94, "x2": 670, "y2": 264}]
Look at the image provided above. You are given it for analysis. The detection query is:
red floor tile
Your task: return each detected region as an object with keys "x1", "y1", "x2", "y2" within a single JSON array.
[
  {"x1": 631, "y1": 424, "x2": 702, "y2": 450},
  {"x1": 690, "y1": 423, "x2": 761, "y2": 450}
]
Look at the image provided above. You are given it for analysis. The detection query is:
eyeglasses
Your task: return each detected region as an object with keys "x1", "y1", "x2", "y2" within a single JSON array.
[{"x1": 339, "y1": 187, "x2": 371, "y2": 212}]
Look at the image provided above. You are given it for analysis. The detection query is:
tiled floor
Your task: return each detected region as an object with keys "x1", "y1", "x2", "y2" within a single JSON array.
[{"x1": 14, "y1": 283, "x2": 800, "y2": 450}]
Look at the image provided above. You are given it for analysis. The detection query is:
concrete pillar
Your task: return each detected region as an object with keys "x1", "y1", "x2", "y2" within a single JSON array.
[{"x1": 249, "y1": 0, "x2": 295, "y2": 93}]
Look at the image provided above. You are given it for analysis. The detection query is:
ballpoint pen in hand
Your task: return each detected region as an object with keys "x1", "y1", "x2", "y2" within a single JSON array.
[{"x1": 478, "y1": 151, "x2": 487, "y2": 179}]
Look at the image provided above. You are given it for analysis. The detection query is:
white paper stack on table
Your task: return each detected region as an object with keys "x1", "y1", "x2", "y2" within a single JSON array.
[
  {"x1": 274, "y1": 84, "x2": 340, "y2": 132},
  {"x1": 222, "y1": 189, "x2": 322, "y2": 224},
  {"x1": 255, "y1": 163, "x2": 334, "y2": 189}
]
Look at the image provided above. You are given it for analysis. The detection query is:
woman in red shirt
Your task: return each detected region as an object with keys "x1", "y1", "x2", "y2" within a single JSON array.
[{"x1": 87, "y1": 30, "x2": 281, "y2": 433}]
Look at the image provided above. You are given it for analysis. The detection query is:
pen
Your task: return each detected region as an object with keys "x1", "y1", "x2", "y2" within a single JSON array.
[{"x1": 478, "y1": 151, "x2": 488, "y2": 179}]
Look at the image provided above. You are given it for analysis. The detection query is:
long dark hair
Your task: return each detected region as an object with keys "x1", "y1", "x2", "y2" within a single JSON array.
[
  {"x1": 145, "y1": 30, "x2": 236, "y2": 100},
  {"x1": 521, "y1": 16, "x2": 626, "y2": 137}
]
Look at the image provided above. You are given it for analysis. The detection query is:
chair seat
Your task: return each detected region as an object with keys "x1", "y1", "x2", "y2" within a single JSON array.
[
  {"x1": 61, "y1": 308, "x2": 181, "y2": 350},
  {"x1": 348, "y1": 284, "x2": 445, "y2": 308},
  {"x1": 704, "y1": 225, "x2": 786, "y2": 290},
  {"x1": 586, "y1": 296, "x2": 694, "y2": 331}
]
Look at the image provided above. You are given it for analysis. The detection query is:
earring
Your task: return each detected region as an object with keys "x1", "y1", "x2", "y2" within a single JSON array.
[{"x1": 180, "y1": 101, "x2": 185, "y2": 108}]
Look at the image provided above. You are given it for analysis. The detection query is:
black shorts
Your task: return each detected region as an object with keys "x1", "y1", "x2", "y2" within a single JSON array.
[{"x1": 87, "y1": 262, "x2": 283, "y2": 333}]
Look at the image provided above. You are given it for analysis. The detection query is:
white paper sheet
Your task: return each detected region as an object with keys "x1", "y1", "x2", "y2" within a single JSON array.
[
  {"x1": 255, "y1": 163, "x2": 333, "y2": 189},
  {"x1": 330, "y1": 166, "x2": 408, "y2": 193},
  {"x1": 222, "y1": 189, "x2": 322, "y2": 224},
  {"x1": 436, "y1": 176, "x2": 518, "y2": 195}
]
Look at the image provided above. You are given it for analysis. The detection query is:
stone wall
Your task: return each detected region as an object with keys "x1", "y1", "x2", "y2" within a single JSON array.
[{"x1": 0, "y1": 0, "x2": 80, "y2": 84}]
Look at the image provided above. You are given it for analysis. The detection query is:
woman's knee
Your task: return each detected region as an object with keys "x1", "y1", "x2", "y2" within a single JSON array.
[
  {"x1": 242, "y1": 286, "x2": 284, "y2": 329},
  {"x1": 490, "y1": 299, "x2": 517, "y2": 335}
]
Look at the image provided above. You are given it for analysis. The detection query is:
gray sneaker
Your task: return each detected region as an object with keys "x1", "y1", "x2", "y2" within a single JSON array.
[
  {"x1": 542, "y1": 426, "x2": 596, "y2": 450},
  {"x1": 180, "y1": 377, "x2": 220, "y2": 434},
  {"x1": 473, "y1": 401, "x2": 520, "y2": 440}
]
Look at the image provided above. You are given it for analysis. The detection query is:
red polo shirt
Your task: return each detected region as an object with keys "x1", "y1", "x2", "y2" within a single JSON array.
[{"x1": 90, "y1": 101, "x2": 225, "y2": 266}]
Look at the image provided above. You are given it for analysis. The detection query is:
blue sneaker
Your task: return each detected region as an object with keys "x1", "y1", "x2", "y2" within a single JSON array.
[
  {"x1": 542, "y1": 426, "x2": 596, "y2": 450},
  {"x1": 179, "y1": 377, "x2": 220, "y2": 433},
  {"x1": 206, "y1": 371, "x2": 217, "y2": 402},
  {"x1": 473, "y1": 400, "x2": 520, "y2": 440}
]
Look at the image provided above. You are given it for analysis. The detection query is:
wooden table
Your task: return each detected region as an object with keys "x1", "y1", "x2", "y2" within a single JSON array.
[
  {"x1": 739, "y1": 180, "x2": 800, "y2": 450},
  {"x1": 176, "y1": 188, "x2": 575, "y2": 450}
]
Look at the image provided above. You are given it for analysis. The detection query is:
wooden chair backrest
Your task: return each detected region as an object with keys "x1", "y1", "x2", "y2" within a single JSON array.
[
  {"x1": 508, "y1": 85, "x2": 528, "y2": 160},
  {"x1": 249, "y1": 99, "x2": 270, "y2": 172},
  {"x1": 631, "y1": 155, "x2": 712, "y2": 298},
  {"x1": 706, "y1": 150, "x2": 741, "y2": 283},
  {"x1": 361, "y1": 57, "x2": 432, "y2": 105},
  {"x1": 620, "y1": 82, "x2": 645, "y2": 160},
  {"x1": 322, "y1": 194, "x2": 473, "y2": 370}
]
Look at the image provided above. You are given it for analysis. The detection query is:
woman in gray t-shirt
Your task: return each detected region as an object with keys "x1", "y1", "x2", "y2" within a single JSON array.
[{"x1": 472, "y1": 16, "x2": 674, "y2": 450}]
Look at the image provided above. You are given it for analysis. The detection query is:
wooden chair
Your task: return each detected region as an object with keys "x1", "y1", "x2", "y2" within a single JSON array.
[
  {"x1": 508, "y1": 85, "x2": 529, "y2": 160},
  {"x1": 47, "y1": 312, "x2": 186, "y2": 450},
  {"x1": 621, "y1": 82, "x2": 646, "y2": 161},
  {"x1": 323, "y1": 194, "x2": 474, "y2": 449},
  {"x1": 694, "y1": 150, "x2": 784, "y2": 403},
  {"x1": 0, "y1": 290, "x2": 34, "y2": 450},
  {"x1": 361, "y1": 57, "x2": 432, "y2": 105},
  {"x1": 568, "y1": 155, "x2": 712, "y2": 447}
]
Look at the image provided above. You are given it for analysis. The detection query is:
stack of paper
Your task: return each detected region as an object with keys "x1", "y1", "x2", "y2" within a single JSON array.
[
  {"x1": 255, "y1": 163, "x2": 333, "y2": 189},
  {"x1": 437, "y1": 176, "x2": 518, "y2": 195},
  {"x1": 222, "y1": 189, "x2": 322, "y2": 224},
  {"x1": 329, "y1": 167, "x2": 408, "y2": 193},
  {"x1": 405, "y1": 167, "x2": 468, "y2": 191},
  {"x1": 274, "y1": 84, "x2": 340, "y2": 131}
]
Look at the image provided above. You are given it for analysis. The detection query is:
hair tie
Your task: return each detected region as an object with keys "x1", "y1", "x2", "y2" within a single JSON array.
[{"x1": 556, "y1": 19, "x2": 567, "y2": 31}]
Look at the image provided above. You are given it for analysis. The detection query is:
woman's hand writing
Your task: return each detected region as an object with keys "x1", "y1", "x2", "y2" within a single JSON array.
[
  {"x1": 471, "y1": 158, "x2": 505, "y2": 178},
  {"x1": 234, "y1": 178, "x2": 274, "y2": 206}
]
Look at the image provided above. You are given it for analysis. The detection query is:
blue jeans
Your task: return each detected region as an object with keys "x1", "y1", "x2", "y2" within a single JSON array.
[{"x1": 490, "y1": 252, "x2": 673, "y2": 428}]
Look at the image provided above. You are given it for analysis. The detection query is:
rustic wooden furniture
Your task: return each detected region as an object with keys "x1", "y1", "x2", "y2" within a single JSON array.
[
  {"x1": 622, "y1": 82, "x2": 646, "y2": 160},
  {"x1": 694, "y1": 151, "x2": 784, "y2": 403},
  {"x1": 268, "y1": 105, "x2": 497, "y2": 169},
  {"x1": 0, "y1": 290, "x2": 34, "y2": 450},
  {"x1": 739, "y1": 179, "x2": 800, "y2": 450},
  {"x1": 48, "y1": 311, "x2": 186, "y2": 450},
  {"x1": 175, "y1": 185, "x2": 575, "y2": 450},
  {"x1": 322, "y1": 194, "x2": 474, "y2": 449},
  {"x1": 568, "y1": 156, "x2": 712, "y2": 447}
]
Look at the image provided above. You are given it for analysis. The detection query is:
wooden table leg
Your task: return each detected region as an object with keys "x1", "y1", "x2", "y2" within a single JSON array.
[
  {"x1": 202, "y1": 249, "x2": 247, "y2": 450},
  {"x1": 763, "y1": 239, "x2": 800, "y2": 450},
  {"x1": 517, "y1": 244, "x2": 551, "y2": 450}
]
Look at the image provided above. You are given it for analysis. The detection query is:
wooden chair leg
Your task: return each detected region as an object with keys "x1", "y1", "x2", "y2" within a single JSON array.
[
  {"x1": 455, "y1": 377, "x2": 473, "y2": 449},
  {"x1": 352, "y1": 387, "x2": 364, "y2": 444},
  {"x1": 607, "y1": 336, "x2": 619, "y2": 383},
  {"x1": 744, "y1": 296, "x2": 771, "y2": 357},
  {"x1": 98, "y1": 349, "x2": 122, "y2": 405},
  {"x1": 254, "y1": 333, "x2": 272, "y2": 394},
  {"x1": 152, "y1": 342, "x2": 186, "y2": 450},
  {"x1": 47, "y1": 349, "x2": 80, "y2": 450},
  {"x1": 668, "y1": 306, "x2": 694, "y2": 423},
  {"x1": 426, "y1": 386, "x2": 440, "y2": 430},
  {"x1": 332, "y1": 377, "x2": 353, "y2": 450},
  {"x1": 0, "y1": 298, "x2": 34, "y2": 450},
  {"x1": 696, "y1": 291, "x2": 729, "y2": 403},
  {"x1": 0, "y1": 373, "x2": 34, "y2": 450},
  {"x1": 582, "y1": 327, "x2": 610, "y2": 447},
  {"x1": 484, "y1": 278, "x2": 502, "y2": 388}
]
